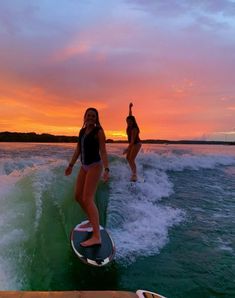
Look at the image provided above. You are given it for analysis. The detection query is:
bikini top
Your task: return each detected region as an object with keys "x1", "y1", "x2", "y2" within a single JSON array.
[{"x1": 78, "y1": 127, "x2": 101, "y2": 165}]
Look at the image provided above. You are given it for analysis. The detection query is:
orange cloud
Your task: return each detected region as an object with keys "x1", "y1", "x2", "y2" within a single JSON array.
[
  {"x1": 53, "y1": 41, "x2": 91, "y2": 62},
  {"x1": 1, "y1": 2, "x2": 235, "y2": 142},
  {"x1": 0, "y1": 81, "x2": 109, "y2": 135}
]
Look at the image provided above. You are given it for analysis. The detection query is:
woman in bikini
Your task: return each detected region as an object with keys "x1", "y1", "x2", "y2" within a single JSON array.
[
  {"x1": 123, "y1": 102, "x2": 142, "y2": 182},
  {"x1": 65, "y1": 107, "x2": 109, "y2": 247}
]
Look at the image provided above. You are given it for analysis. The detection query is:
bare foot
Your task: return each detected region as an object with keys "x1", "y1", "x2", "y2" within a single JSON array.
[
  {"x1": 80, "y1": 236, "x2": 101, "y2": 247},
  {"x1": 131, "y1": 174, "x2": 137, "y2": 182},
  {"x1": 79, "y1": 221, "x2": 92, "y2": 229}
]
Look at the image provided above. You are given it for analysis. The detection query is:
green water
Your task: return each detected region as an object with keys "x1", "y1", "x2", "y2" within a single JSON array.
[
  {"x1": 15, "y1": 169, "x2": 234, "y2": 297},
  {"x1": 19, "y1": 169, "x2": 115, "y2": 291},
  {"x1": 1, "y1": 143, "x2": 235, "y2": 297}
]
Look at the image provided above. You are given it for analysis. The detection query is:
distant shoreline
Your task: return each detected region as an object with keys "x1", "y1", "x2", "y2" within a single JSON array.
[{"x1": 0, "y1": 131, "x2": 234, "y2": 145}]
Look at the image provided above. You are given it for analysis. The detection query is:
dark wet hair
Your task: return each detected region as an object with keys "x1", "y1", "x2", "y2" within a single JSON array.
[
  {"x1": 83, "y1": 107, "x2": 102, "y2": 128},
  {"x1": 126, "y1": 115, "x2": 140, "y2": 132}
]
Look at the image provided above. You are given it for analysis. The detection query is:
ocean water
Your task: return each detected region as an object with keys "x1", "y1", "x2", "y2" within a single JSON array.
[{"x1": 0, "y1": 142, "x2": 235, "y2": 298}]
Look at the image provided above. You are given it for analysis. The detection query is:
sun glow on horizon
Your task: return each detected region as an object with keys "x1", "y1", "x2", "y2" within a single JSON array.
[
  {"x1": 106, "y1": 130, "x2": 126, "y2": 140},
  {"x1": 0, "y1": 1, "x2": 235, "y2": 141}
]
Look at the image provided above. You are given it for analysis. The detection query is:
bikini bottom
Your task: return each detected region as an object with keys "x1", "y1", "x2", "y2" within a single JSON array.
[{"x1": 81, "y1": 160, "x2": 102, "y2": 172}]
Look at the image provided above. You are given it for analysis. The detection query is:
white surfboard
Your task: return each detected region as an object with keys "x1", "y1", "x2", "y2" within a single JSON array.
[
  {"x1": 70, "y1": 221, "x2": 115, "y2": 267},
  {"x1": 136, "y1": 289, "x2": 167, "y2": 298}
]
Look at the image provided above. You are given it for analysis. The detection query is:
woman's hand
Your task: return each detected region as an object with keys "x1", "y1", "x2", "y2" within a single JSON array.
[
  {"x1": 65, "y1": 165, "x2": 73, "y2": 176},
  {"x1": 129, "y1": 102, "x2": 133, "y2": 116}
]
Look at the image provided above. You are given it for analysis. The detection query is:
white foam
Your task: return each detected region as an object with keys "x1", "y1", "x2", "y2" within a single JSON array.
[
  {"x1": 138, "y1": 151, "x2": 235, "y2": 172},
  {"x1": 0, "y1": 155, "x2": 67, "y2": 290},
  {"x1": 110, "y1": 202, "x2": 183, "y2": 263},
  {"x1": 216, "y1": 238, "x2": 234, "y2": 253},
  {"x1": 0, "y1": 157, "x2": 49, "y2": 198},
  {"x1": 107, "y1": 160, "x2": 184, "y2": 264},
  {"x1": 0, "y1": 229, "x2": 27, "y2": 247},
  {"x1": 0, "y1": 143, "x2": 234, "y2": 285},
  {"x1": 0, "y1": 156, "x2": 66, "y2": 197},
  {"x1": 106, "y1": 146, "x2": 235, "y2": 264},
  {"x1": 0, "y1": 257, "x2": 22, "y2": 290},
  {"x1": 0, "y1": 226, "x2": 28, "y2": 290},
  {"x1": 31, "y1": 165, "x2": 56, "y2": 230}
]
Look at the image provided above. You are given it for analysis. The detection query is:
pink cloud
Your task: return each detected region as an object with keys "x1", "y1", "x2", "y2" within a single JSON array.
[{"x1": 0, "y1": 0, "x2": 235, "y2": 139}]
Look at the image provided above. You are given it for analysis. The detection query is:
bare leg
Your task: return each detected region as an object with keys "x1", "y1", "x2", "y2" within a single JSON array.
[
  {"x1": 127, "y1": 143, "x2": 141, "y2": 181},
  {"x1": 80, "y1": 163, "x2": 102, "y2": 247},
  {"x1": 75, "y1": 166, "x2": 87, "y2": 212},
  {"x1": 75, "y1": 167, "x2": 94, "y2": 229}
]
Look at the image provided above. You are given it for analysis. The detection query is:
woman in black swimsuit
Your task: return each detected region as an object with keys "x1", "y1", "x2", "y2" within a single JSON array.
[
  {"x1": 65, "y1": 108, "x2": 109, "y2": 247},
  {"x1": 123, "y1": 102, "x2": 142, "y2": 182}
]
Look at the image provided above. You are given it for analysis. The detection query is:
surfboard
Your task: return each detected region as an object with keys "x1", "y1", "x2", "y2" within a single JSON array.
[
  {"x1": 136, "y1": 289, "x2": 167, "y2": 298},
  {"x1": 70, "y1": 221, "x2": 115, "y2": 266}
]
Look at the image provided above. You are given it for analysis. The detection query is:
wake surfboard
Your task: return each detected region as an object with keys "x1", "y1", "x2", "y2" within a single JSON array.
[
  {"x1": 136, "y1": 289, "x2": 167, "y2": 298},
  {"x1": 71, "y1": 221, "x2": 115, "y2": 266}
]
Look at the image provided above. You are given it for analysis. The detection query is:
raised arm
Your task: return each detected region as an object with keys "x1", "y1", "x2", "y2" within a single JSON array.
[
  {"x1": 129, "y1": 102, "x2": 133, "y2": 116},
  {"x1": 65, "y1": 143, "x2": 80, "y2": 176}
]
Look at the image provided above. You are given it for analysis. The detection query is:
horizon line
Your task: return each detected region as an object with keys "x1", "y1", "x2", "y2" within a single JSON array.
[{"x1": 0, "y1": 131, "x2": 235, "y2": 144}]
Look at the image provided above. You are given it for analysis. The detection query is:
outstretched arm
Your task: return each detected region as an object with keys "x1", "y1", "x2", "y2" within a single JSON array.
[
  {"x1": 129, "y1": 102, "x2": 133, "y2": 116},
  {"x1": 65, "y1": 143, "x2": 80, "y2": 176}
]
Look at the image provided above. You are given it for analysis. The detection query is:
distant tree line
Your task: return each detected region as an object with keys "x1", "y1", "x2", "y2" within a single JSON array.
[
  {"x1": 0, "y1": 131, "x2": 234, "y2": 145},
  {"x1": 0, "y1": 132, "x2": 117, "y2": 143},
  {"x1": 0, "y1": 132, "x2": 77, "y2": 143}
]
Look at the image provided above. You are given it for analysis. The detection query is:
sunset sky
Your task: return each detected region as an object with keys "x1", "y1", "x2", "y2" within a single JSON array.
[{"x1": 0, "y1": 0, "x2": 235, "y2": 140}]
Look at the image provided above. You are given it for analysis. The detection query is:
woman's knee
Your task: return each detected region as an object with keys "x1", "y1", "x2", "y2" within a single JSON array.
[
  {"x1": 85, "y1": 199, "x2": 95, "y2": 209},
  {"x1": 127, "y1": 156, "x2": 135, "y2": 165},
  {"x1": 82, "y1": 190, "x2": 93, "y2": 202},
  {"x1": 82, "y1": 196, "x2": 96, "y2": 212},
  {"x1": 75, "y1": 191, "x2": 83, "y2": 203}
]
